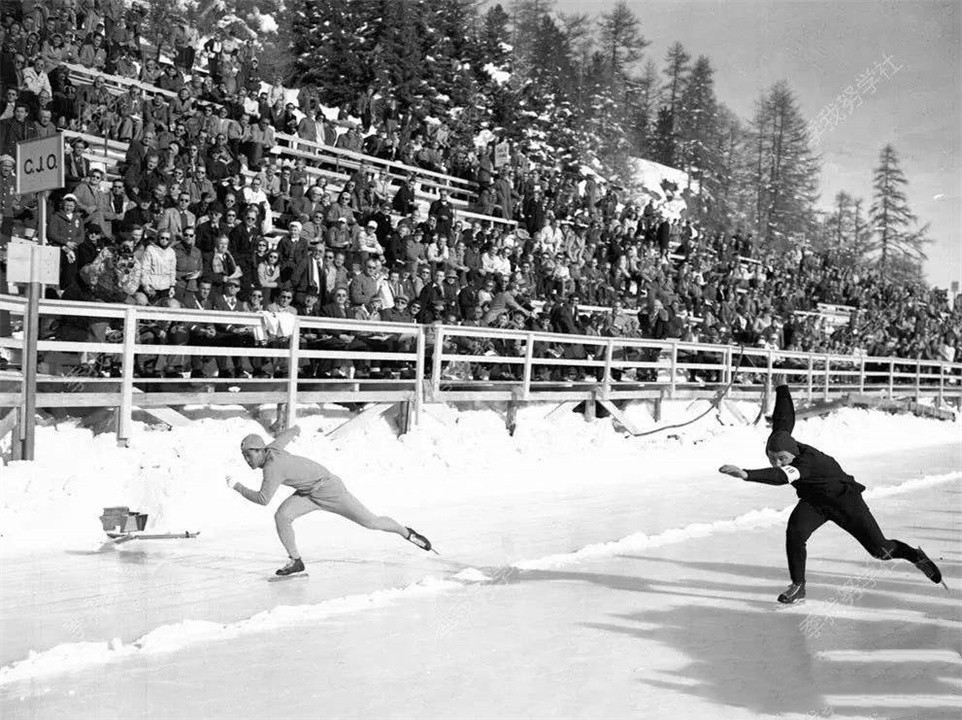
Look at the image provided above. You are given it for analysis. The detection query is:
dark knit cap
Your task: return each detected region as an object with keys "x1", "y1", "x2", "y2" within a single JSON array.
[{"x1": 766, "y1": 430, "x2": 799, "y2": 455}]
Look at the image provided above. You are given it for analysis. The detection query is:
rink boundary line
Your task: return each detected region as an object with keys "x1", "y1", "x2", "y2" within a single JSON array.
[
  {"x1": 513, "y1": 471, "x2": 962, "y2": 570},
  {"x1": 1, "y1": 472, "x2": 957, "y2": 690}
]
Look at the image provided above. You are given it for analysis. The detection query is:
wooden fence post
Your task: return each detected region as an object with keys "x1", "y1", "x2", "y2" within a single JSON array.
[
  {"x1": 431, "y1": 326, "x2": 445, "y2": 399},
  {"x1": 823, "y1": 354, "x2": 830, "y2": 401},
  {"x1": 413, "y1": 328, "x2": 425, "y2": 426},
  {"x1": 285, "y1": 318, "x2": 300, "y2": 430},
  {"x1": 602, "y1": 339, "x2": 614, "y2": 398},
  {"x1": 522, "y1": 332, "x2": 534, "y2": 401},
  {"x1": 888, "y1": 360, "x2": 895, "y2": 399},
  {"x1": 915, "y1": 359, "x2": 921, "y2": 401},
  {"x1": 117, "y1": 306, "x2": 136, "y2": 447},
  {"x1": 807, "y1": 354, "x2": 814, "y2": 402},
  {"x1": 669, "y1": 342, "x2": 678, "y2": 398},
  {"x1": 938, "y1": 364, "x2": 944, "y2": 408}
]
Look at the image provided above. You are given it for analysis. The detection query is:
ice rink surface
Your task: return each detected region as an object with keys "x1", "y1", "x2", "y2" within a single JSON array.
[{"x1": 1, "y1": 406, "x2": 960, "y2": 719}]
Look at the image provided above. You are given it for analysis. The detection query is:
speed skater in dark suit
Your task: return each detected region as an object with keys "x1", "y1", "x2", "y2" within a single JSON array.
[{"x1": 718, "y1": 380, "x2": 944, "y2": 604}]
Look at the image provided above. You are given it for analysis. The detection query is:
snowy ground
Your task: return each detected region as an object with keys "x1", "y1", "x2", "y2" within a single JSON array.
[{"x1": 0, "y1": 402, "x2": 960, "y2": 719}]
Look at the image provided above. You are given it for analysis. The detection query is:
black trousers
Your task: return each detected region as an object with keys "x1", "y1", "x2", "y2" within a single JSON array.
[{"x1": 786, "y1": 490, "x2": 919, "y2": 583}]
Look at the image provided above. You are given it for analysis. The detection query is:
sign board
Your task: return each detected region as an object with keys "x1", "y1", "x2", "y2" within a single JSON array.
[
  {"x1": 16, "y1": 134, "x2": 65, "y2": 195},
  {"x1": 494, "y1": 141, "x2": 510, "y2": 168},
  {"x1": 6, "y1": 241, "x2": 61, "y2": 285}
]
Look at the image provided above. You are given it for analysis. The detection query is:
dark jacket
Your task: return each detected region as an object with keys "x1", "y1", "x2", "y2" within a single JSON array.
[{"x1": 744, "y1": 386, "x2": 867, "y2": 503}]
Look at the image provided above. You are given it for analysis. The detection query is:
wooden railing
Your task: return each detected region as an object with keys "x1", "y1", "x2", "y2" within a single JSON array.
[{"x1": 1, "y1": 295, "x2": 959, "y2": 446}]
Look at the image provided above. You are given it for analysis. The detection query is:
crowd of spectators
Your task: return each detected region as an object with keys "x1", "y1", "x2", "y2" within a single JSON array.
[{"x1": 0, "y1": 1, "x2": 959, "y2": 383}]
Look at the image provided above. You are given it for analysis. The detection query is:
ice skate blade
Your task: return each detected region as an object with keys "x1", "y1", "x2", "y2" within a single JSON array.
[
  {"x1": 776, "y1": 598, "x2": 805, "y2": 607},
  {"x1": 268, "y1": 573, "x2": 309, "y2": 582}
]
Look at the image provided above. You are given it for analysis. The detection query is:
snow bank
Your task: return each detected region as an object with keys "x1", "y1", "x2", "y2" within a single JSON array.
[
  {"x1": 0, "y1": 575, "x2": 464, "y2": 686},
  {"x1": 516, "y1": 470, "x2": 962, "y2": 570},
  {"x1": 1, "y1": 403, "x2": 958, "y2": 554}
]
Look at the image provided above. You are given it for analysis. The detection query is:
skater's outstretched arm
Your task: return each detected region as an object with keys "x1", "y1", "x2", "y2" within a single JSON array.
[
  {"x1": 269, "y1": 425, "x2": 301, "y2": 451},
  {"x1": 232, "y1": 466, "x2": 285, "y2": 505},
  {"x1": 719, "y1": 463, "x2": 795, "y2": 485}
]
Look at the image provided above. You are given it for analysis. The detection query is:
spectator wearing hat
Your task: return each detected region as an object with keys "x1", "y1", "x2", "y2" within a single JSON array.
[
  {"x1": 418, "y1": 269, "x2": 447, "y2": 311},
  {"x1": 276, "y1": 220, "x2": 310, "y2": 272},
  {"x1": 47, "y1": 193, "x2": 85, "y2": 280},
  {"x1": 194, "y1": 203, "x2": 224, "y2": 254},
  {"x1": 210, "y1": 276, "x2": 256, "y2": 378},
  {"x1": 493, "y1": 169, "x2": 519, "y2": 221},
  {"x1": 0, "y1": 103, "x2": 32, "y2": 159},
  {"x1": 174, "y1": 225, "x2": 203, "y2": 299},
  {"x1": 185, "y1": 165, "x2": 215, "y2": 207},
  {"x1": 72, "y1": 168, "x2": 113, "y2": 235},
  {"x1": 349, "y1": 257, "x2": 380, "y2": 307},
  {"x1": 382, "y1": 292, "x2": 413, "y2": 324},
  {"x1": 317, "y1": 286, "x2": 366, "y2": 378},
  {"x1": 428, "y1": 187, "x2": 455, "y2": 238},
  {"x1": 325, "y1": 214, "x2": 352, "y2": 253},
  {"x1": 158, "y1": 190, "x2": 197, "y2": 239},
  {"x1": 354, "y1": 219, "x2": 384, "y2": 266},
  {"x1": 0, "y1": 154, "x2": 21, "y2": 244}
]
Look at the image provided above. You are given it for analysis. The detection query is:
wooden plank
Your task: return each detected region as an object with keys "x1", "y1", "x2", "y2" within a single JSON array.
[
  {"x1": 598, "y1": 399, "x2": 642, "y2": 435},
  {"x1": 0, "y1": 407, "x2": 17, "y2": 443},
  {"x1": 131, "y1": 388, "x2": 192, "y2": 427},
  {"x1": 544, "y1": 401, "x2": 580, "y2": 419},
  {"x1": 721, "y1": 399, "x2": 750, "y2": 425},
  {"x1": 326, "y1": 402, "x2": 397, "y2": 440}
]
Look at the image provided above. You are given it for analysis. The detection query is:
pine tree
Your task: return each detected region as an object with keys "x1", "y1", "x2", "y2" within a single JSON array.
[
  {"x1": 597, "y1": 1, "x2": 648, "y2": 82},
  {"x1": 372, "y1": 0, "x2": 424, "y2": 109},
  {"x1": 650, "y1": 106, "x2": 676, "y2": 167},
  {"x1": 652, "y1": 42, "x2": 691, "y2": 167},
  {"x1": 748, "y1": 81, "x2": 820, "y2": 248},
  {"x1": 623, "y1": 60, "x2": 656, "y2": 157},
  {"x1": 559, "y1": 12, "x2": 593, "y2": 108},
  {"x1": 869, "y1": 144, "x2": 931, "y2": 279},
  {"x1": 701, "y1": 103, "x2": 746, "y2": 231},
  {"x1": 289, "y1": 0, "x2": 376, "y2": 104},
  {"x1": 662, "y1": 43, "x2": 690, "y2": 115},
  {"x1": 677, "y1": 55, "x2": 717, "y2": 188},
  {"x1": 481, "y1": 4, "x2": 512, "y2": 62},
  {"x1": 509, "y1": 0, "x2": 554, "y2": 74}
]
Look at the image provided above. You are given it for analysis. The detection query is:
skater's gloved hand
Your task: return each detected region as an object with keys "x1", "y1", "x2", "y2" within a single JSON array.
[
  {"x1": 718, "y1": 464, "x2": 748, "y2": 479},
  {"x1": 225, "y1": 474, "x2": 238, "y2": 489}
]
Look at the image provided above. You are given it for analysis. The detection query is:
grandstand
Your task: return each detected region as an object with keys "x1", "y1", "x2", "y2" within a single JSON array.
[{"x1": 1, "y1": 0, "x2": 960, "y2": 451}]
